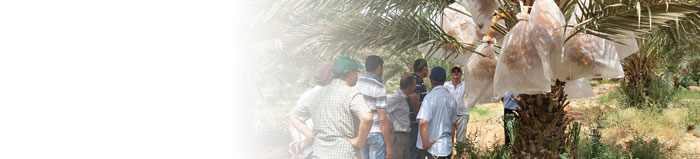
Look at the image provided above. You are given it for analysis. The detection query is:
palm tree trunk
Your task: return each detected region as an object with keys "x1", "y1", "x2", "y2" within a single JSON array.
[{"x1": 511, "y1": 80, "x2": 578, "y2": 158}]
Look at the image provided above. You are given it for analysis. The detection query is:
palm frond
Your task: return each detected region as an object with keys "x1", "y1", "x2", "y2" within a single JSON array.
[
  {"x1": 568, "y1": 1, "x2": 700, "y2": 43},
  {"x1": 259, "y1": 0, "x2": 482, "y2": 60}
]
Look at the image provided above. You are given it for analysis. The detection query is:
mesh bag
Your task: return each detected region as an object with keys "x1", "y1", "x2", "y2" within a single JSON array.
[
  {"x1": 493, "y1": 12, "x2": 552, "y2": 98},
  {"x1": 465, "y1": 36, "x2": 499, "y2": 109},
  {"x1": 564, "y1": 78, "x2": 595, "y2": 99},
  {"x1": 459, "y1": 0, "x2": 500, "y2": 38},
  {"x1": 550, "y1": 1, "x2": 624, "y2": 80}
]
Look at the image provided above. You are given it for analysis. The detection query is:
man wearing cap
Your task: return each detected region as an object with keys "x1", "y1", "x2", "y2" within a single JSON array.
[
  {"x1": 408, "y1": 59, "x2": 429, "y2": 159},
  {"x1": 416, "y1": 67, "x2": 458, "y2": 159},
  {"x1": 289, "y1": 56, "x2": 374, "y2": 159},
  {"x1": 355, "y1": 55, "x2": 393, "y2": 159},
  {"x1": 443, "y1": 66, "x2": 469, "y2": 143},
  {"x1": 287, "y1": 63, "x2": 333, "y2": 159}
]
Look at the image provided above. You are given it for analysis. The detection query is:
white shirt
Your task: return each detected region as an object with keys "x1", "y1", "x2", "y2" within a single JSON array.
[
  {"x1": 293, "y1": 86, "x2": 320, "y2": 158},
  {"x1": 416, "y1": 85, "x2": 458, "y2": 157},
  {"x1": 444, "y1": 80, "x2": 468, "y2": 115}
]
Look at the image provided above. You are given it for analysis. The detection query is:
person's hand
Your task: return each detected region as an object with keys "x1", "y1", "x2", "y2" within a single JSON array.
[
  {"x1": 288, "y1": 140, "x2": 302, "y2": 157},
  {"x1": 422, "y1": 140, "x2": 437, "y2": 150},
  {"x1": 344, "y1": 136, "x2": 363, "y2": 148},
  {"x1": 385, "y1": 148, "x2": 394, "y2": 159},
  {"x1": 301, "y1": 136, "x2": 314, "y2": 150}
]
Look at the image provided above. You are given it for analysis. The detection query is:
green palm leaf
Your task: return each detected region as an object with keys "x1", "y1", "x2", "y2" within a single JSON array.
[{"x1": 568, "y1": 1, "x2": 700, "y2": 43}]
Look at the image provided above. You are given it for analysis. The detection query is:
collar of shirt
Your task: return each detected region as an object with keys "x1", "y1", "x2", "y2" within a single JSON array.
[
  {"x1": 411, "y1": 73, "x2": 423, "y2": 82},
  {"x1": 446, "y1": 80, "x2": 463, "y2": 88},
  {"x1": 395, "y1": 88, "x2": 408, "y2": 99},
  {"x1": 362, "y1": 71, "x2": 383, "y2": 83},
  {"x1": 431, "y1": 85, "x2": 446, "y2": 92},
  {"x1": 330, "y1": 79, "x2": 346, "y2": 86}
]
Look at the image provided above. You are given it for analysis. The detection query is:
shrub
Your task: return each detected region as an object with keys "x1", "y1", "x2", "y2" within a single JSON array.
[
  {"x1": 579, "y1": 116, "x2": 628, "y2": 159},
  {"x1": 599, "y1": 89, "x2": 623, "y2": 106},
  {"x1": 454, "y1": 138, "x2": 510, "y2": 159},
  {"x1": 626, "y1": 136, "x2": 677, "y2": 159},
  {"x1": 601, "y1": 107, "x2": 687, "y2": 144},
  {"x1": 620, "y1": 74, "x2": 676, "y2": 109},
  {"x1": 579, "y1": 115, "x2": 678, "y2": 159}
]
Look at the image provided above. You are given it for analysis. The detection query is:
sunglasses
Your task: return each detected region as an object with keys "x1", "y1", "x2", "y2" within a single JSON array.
[{"x1": 451, "y1": 69, "x2": 461, "y2": 73}]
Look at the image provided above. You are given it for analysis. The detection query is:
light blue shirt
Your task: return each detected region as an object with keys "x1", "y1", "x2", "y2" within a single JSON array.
[
  {"x1": 503, "y1": 92, "x2": 520, "y2": 110},
  {"x1": 416, "y1": 85, "x2": 458, "y2": 157}
]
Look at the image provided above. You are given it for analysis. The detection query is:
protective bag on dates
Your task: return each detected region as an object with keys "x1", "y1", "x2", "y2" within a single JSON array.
[
  {"x1": 530, "y1": 0, "x2": 566, "y2": 66},
  {"x1": 459, "y1": 0, "x2": 500, "y2": 38},
  {"x1": 493, "y1": 12, "x2": 552, "y2": 98},
  {"x1": 465, "y1": 36, "x2": 498, "y2": 109},
  {"x1": 564, "y1": 78, "x2": 595, "y2": 99},
  {"x1": 550, "y1": 2, "x2": 624, "y2": 80},
  {"x1": 418, "y1": 2, "x2": 478, "y2": 66}
]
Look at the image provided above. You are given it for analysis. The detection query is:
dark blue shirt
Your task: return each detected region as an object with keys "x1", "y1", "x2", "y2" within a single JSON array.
[{"x1": 409, "y1": 73, "x2": 428, "y2": 123}]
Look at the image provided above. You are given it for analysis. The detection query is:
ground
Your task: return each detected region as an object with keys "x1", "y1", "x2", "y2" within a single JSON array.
[{"x1": 464, "y1": 83, "x2": 700, "y2": 158}]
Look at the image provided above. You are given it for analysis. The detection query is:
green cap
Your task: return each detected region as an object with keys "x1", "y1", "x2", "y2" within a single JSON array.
[{"x1": 333, "y1": 56, "x2": 364, "y2": 74}]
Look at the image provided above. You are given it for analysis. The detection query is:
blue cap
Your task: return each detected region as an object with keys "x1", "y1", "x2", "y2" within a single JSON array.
[{"x1": 430, "y1": 67, "x2": 446, "y2": 83}]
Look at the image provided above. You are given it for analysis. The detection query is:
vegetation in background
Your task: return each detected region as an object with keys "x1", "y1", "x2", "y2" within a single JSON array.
[
  {"x1": 467, "y1": 106, "x2": 498, "y2": 121},
  {"x1": 598, "y1": 88, "x2": 623, "y2": 106},
  {"x1": 601, "y1": 107, "x2": 688, "y2": 144},
  {"x1": 454, "y1": 135, "x2": 511, "y2": 159},
  {"x1": 620, "y1": 41, "x2": 677, "y2": 109},
  {"x1": 578, "y1": 116, "x2": 628, "y2": 159}
]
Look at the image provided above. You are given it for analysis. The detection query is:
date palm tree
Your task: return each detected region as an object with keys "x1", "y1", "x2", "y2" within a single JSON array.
[{"x1": 252, "y1": 0, "x2": 700, "y2": 158}]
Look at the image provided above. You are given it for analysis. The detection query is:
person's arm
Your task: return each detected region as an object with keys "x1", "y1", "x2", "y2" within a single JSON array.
[
  {"x1": 376, "y1": 90, "x2": 393, "y2": 159},
  {"x1": 451, "y1": 122, "x2": 457, "y2": 144},
  {"x1": 409, "y1": 93, "x2": 420, "y2": 116},
  {"x1": 288, "y1": 114, "x2": 313, "y2": 140},
  {"x1": 346, "y1": 112, "x2": 373, "y2": 148},
  {"x1": 288, "y1": 121, "x2": 301, "y2": 142},
  {"x1": 451, "y1": 99, "x2": 458, "y2": 144},
  {"x1": 377, "y1": 109, "x2": 393, "y2": 159},
  {"x1": 419, "y1": 119, "x2": 436, "y2": 150},
  {"x1": 345, "y1": 94, "x2": 374, "y2": 149}
]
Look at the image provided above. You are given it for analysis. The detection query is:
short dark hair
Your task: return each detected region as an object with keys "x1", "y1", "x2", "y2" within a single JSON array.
[
  {"x1": 400, "y1": 76, "x2": 415, "y2": 89},
  {"x1": 365, "y1": 55, "x2": 384, "y2": 72},
  {"x1": 413, "y1": 59, "x2": 427, "y2": 72}
]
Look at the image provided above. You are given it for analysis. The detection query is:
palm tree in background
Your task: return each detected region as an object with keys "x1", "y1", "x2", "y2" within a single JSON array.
[{"x1": 251, "y1": 0, "x2": 700, "y2": 158}]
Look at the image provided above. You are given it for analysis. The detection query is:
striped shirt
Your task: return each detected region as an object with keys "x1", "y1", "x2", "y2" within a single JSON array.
[
  {"x1": 291, "y1": 79, "x2": 372, "y2": 159},
  {"x1": 410, "y1": 73, "x2": 428, "y2": 123},
  {"x1": 355, "y1": 72, "x2": 387, "y2": 133}
]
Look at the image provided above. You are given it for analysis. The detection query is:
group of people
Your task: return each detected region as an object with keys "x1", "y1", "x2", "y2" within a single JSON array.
[{"x1": 287, "y1": 55, "x2": 518, "y2": 159}]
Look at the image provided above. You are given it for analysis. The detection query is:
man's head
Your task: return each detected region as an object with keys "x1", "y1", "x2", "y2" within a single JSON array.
[
  {"x1": 413, "y1": 59, "x2": 429, "y2": 78},
  {"x1": 365, "y1": 55, "x2": 384, "y2": 76},
  {"x1": 332, "y1": 56, "x2": 364, "y2": 87},
  {"x1": 429, "y1": 66, "x2": 446, "y2": 87},
  {"x1": 314, "y1": 63, "x2": 333, "y2": 86},
  {"x1": 399, "y1": 76, "x2": 416, "y2": 94},
  {"x1": 450, "y1": 66, "x2": 463, "y2": 81}
]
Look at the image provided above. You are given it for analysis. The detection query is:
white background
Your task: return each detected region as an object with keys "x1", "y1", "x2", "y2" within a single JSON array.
[{"x1": 0, "y1": 0, "x2": 247, "y2": 158}]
